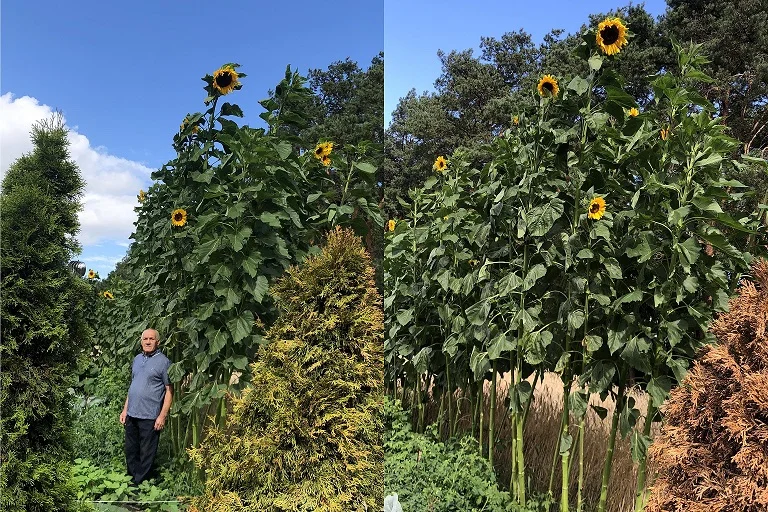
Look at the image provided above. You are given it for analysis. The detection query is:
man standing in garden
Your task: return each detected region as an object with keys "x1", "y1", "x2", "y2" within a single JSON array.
[{"x1": 119, "y1": 328, "x2": 172, "y2": 485}]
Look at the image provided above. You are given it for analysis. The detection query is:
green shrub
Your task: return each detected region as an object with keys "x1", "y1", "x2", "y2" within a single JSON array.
[
  {"x1": 188, "y1": 227, "x2": 384, "y2": 512},
  {"x1": 384, "y1": 397, "x2": 552, "y2": 512}
]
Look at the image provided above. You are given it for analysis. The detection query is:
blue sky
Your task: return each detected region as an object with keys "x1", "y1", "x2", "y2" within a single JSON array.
[
  {"x1": 1, "y1": 0, "x2": 383, "y2": 277},
  {"x1": 384, "y1": 0, "x2": 668, "y2": 126}
]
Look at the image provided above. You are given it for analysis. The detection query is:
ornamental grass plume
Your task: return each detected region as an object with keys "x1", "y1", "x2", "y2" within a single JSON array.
[
  {"x1": 646, "y1": 259, "x2": 768, "y2": 512},
  {"x1": 188, "y1": 226, "x2": 384, "y2": 512}
]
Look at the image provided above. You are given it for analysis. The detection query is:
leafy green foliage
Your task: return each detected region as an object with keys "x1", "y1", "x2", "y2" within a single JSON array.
[
  {"x1": 72, "y1": 368, "x2": 130, "y2": 467},
  {"x1": 301, "y1": 54, "x2": 386, "y2": 289},
  {"x1": 188, "y1": 228, "x2": 383, "y2": 511},
  {"x1": 384, "y1": 397, "x2": 552, "y2": 512},
  {"x1": 0, "y1": 114, "x2": 91, "y2": 512},
  {"x1": 71, "y1": 458, "x2": 181, "y2": 512},
  {"x1": 664, "y1": 0, "x2": 768, "y2": 153}
]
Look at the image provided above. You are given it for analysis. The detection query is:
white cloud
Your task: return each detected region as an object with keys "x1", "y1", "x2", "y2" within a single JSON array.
[
  {"x1": 81, "y1": 254, "x2": 125, "y2": 265},
  {"x1": 0, "y1": 92, "x2": 154, "y2": 247}
]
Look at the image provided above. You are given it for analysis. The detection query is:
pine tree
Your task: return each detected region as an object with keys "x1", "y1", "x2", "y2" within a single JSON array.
[
  {"x1": 189, "y1": 227, "x2": 384, "y2": 512},
  {"x1": 647, "y1": 259, "x2": 768, "y2": 511},
  {"x1": 0, "y1": 114, "x2": 91, "y2": 511}
]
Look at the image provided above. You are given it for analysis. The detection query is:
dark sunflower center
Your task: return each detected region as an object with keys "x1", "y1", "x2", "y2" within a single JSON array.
[
  {"x1": 216, "y1": 71, "x2": 233, "y2": 87},
  {"x1": 601, "y1": 25, "x2": 620, "y2": 45},
  {"x1": 174, "y1": 213, "x2": 183, "y2": 221},
  {"x1": 590, "y1": 203, "x2": 601, "y2": 213},
  {"x1": 315, "y1": 147, "x2": 324, "y2": 155},
  {"x1": 544, "y1": 82, "x2": 554, "y2": 91}
]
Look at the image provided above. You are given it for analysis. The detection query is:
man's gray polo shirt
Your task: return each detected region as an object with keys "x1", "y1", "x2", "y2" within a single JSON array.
[{"x1": 127, "y1": 350, "x2": 171, "y2": 420}]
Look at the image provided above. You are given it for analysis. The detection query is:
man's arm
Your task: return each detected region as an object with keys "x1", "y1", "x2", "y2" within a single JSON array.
[
  {"x1": 154, "y1": 385, "x2": 173, "y2": 431},
  {"x1": 120, "y1": 395, "x2": 129, "y2": 424}
]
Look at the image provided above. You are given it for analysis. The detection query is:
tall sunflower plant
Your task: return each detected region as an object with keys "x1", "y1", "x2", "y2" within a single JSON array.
[
  {"x1": 384, "y1": 17, "x2": 758, "y2": 512},
  {"x1": 99, "y1": 64, "x2": 381, "y2": 462}
]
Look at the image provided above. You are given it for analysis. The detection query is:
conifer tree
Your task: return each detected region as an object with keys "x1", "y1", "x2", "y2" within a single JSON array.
[
  {"x1": 0, "y1": 114, "x2": 91, "y2": 511},
  {"x1": 189, "y1": 226, "x2": 384, "y2": 512},
  {"x1": 647, "y1": 259, "x2": 768, "y2": 511}
]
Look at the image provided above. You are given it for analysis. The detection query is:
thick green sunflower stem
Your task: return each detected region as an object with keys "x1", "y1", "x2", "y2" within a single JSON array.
[
  {"x1": 437, "y1": 389, "x2": 446, "y2": 438},
  {"x1": 511, "y1": 411, "x2": 518, "y2": 500},
  {"x1": 598, "y1": 381, "x2": 627, "y2": 512},
  {"x1": 576, "y1": 416, "x2": 586, "y2": 512},
  {"x1": 446, "y1": 363, "x2": 454, "y2": 437},
  {"x1": 516, "y1": 408, "x2": 526, "y2": 506},
  {"x1": 478, "y1": 381, "x2": 485, "y2": 456},
  {"x1": 548, "y1": 385, "x2": 569, "y2": 498},
  {"x1": 633, "y1": 400, "x2": 658, "y2": 512},
  {"x1": 559, "y1": 380, "x2": 573, "y2": 512},
  {"x1": 488, "y1": 362, "x2": 498, "y2": 467}
]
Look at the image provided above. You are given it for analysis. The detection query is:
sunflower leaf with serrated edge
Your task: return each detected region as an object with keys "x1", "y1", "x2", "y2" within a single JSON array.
[{"x1": 227, "y1": 311, "x2": 253, "y2": 345}]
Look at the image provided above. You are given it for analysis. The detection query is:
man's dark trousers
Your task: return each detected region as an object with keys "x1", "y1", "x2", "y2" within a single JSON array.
[{"x1": 125, "y1": 415, "x2": 161, "y2": 484}]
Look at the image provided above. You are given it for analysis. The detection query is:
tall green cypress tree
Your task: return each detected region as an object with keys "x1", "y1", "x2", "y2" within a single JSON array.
[{"x1": 0, "y1": 114, "x2": 91, "y2": 511}]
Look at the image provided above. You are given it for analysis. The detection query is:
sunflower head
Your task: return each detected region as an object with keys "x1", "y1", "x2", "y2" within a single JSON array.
[
  {"x1": 628, "y1": 107, "x2": 639, "y2": 117},
  {"x1": 103, "y1": 291, "x2": 114, "y2": 300},
  {"x1": 314, "y1": 141, "x2": 334, "y2": 159},
  {"x1": 87, "y1": 269, "x2": 96, "y2": 279},
  {"x1": 137, "y1": 190, "x2": 146, "y2": 203},
  {"x1": 588, "y1": 197, "x2": 607, "y2": 220},
  {"x1": 537, "y1": 75, "x2": 559, "y2": 98},
  {"x1": 212, "y1": 65, "x2": 240, "y2": 95},
  {"x1": 660, "y1": 128, "x2": 669, "y2": 140},
  {"x1": 171, "y1": 208, "x2": 188, "y2": 227},
  {"x1": 433, "y1": 156, "x2": 448, "y2": 173},
  {"x1": 387, "y1": 219, "x2": 396, "y2": 232},
  {"x1": 596, "y1": 17, "x2": 629, "y2": 56},
  {"x1": 321, "y1": 155, "x2": 332, "y2": 167}
]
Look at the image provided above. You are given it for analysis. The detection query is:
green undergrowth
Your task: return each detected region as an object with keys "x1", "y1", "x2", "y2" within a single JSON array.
[
  {"x1": 72, "y1": 457, "x2": 198, "y2": 512},
  {"x1": 384, "y1": 396, "x2": 552, "y2": 512}
]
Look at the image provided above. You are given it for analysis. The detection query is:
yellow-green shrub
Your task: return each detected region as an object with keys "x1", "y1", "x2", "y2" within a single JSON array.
[{"x1": 189, "y1": 227, "x2": 383, "y2": 511}]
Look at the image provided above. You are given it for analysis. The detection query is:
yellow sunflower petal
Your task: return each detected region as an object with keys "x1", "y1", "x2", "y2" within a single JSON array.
[
  {"x1": 212, "y1": 66, "x2": 240, "y2": 95},
  {"x1": 596, "y1": 17, "x2": 629, "y2": 56},
  {"x1": 171, "y1": 208, "x2": 188, "y2": 227},
  {"x1": 537, "y1": 75, "x2": 559, "y2": 98},
  {"x1": 433, "y1": 156, "x2": 448, "y2": 172},
  {"x1": 313, "y1": 141, "x2": 334, "y2": 159},
  {"x1": 587, "y1": 197, "x2": 607, "y2": 220},
  {"x1": 387, "y1": 219, "x2": 396, "y2": 232}
]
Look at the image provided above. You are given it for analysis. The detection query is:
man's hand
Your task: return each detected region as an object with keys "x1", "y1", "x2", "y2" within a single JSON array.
[
  {"x1": 120, "y1": 410, "x2": 127, "y2": 425},
  {"x1": 154, "y1": 414, "x2": 166, "y2": 431}
]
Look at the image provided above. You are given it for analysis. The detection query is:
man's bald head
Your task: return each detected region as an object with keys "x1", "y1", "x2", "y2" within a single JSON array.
[{"x1": 141, "y1": 329, "x2": 160, "y2": 354}]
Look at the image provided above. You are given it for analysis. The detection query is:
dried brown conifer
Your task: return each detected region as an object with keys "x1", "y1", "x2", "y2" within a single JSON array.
[{"x1": 647, "y1": 259, "x2": 768, "y2": 512}]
